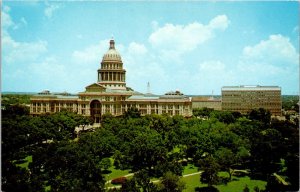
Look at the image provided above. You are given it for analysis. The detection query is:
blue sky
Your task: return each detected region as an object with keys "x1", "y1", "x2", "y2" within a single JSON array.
[{"x1": 2, "y1": 1, "x2": 299, "y2": 95}]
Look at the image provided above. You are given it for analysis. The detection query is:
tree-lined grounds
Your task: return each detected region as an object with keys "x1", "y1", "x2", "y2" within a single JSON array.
[{"x1": 2, "y1": 94, "x2": 299, "y2": 191}]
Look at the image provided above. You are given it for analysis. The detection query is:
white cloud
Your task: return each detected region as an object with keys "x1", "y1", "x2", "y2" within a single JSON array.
[
  {"x1": 20, "y1": 17, "x2": 27, "y2": 25},
  {"x1": 208, "y1": 15, "x2": 230, "y2": 31},
  {"x1": 148, "y1": 15, "x2": 230, "y2": 56},
  {"x1": 72, "y1": 41, "x2": 107, "y2": 64},
  {"x1": 193, "y1": 60, "x2": 236, "y2": 94},
  {"x1": 128, "y1": 42, "x2": 148, "y2": 55},
  {"x1": 2, "y1": 8, "x2": 14, "y2": 29},
  {"x1": 44, "y1": 3, "x2": 60, "y2": 18},
  {"x1": 2, "y1": 34, "x2": 47, "y2": 64},
  {"x1": 233, "y1": 34, "x2": 299, "y2": 88},
  {"x1": 242, "y1": 34, "x2": 298, "y2": 66},
  {"x1": 199, "y1": 60, "x2": 225, "y2": 71},
  {"x1": 293, "y1": 26, "x2": 299, "y2": 33},
  {"x1": 151, "y1": 20, "x2": 159, "y2": 30},
  {"x1": 2, "y1": 6, "x2": 44, "y2": 65},
  {"x1": 3, "y1": 5, "x2": 11, "y2": 12}
]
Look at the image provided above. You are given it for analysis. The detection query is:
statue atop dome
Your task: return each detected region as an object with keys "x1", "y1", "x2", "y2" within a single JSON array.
[{"x1": 109, "y1": 39, "x2": 115, "y2": 49}]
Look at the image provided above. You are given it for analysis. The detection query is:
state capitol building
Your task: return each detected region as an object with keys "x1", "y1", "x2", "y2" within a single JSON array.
[
  {"x1": 30, "y1": 39, "x2": 282, "y2": 122},
  {"x1": 30, "y1": 39, "x2": 193, "y2": 123}
]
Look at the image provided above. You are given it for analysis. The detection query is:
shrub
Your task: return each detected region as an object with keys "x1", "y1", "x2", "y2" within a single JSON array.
[{"x1": 111, "y1": 177, "x2": 127, "y2": 185}]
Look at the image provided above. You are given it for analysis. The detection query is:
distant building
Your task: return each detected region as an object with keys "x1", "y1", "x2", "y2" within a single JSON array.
[
  {"x1": 30, "y1": 39, "x2": 192, "y2": 122},
  {"x1": 221, "y1": 85, "x2": 282, "y2": 116},
  {"x1": 192, "y1": 96, "x2": 222, "y2": 110}
]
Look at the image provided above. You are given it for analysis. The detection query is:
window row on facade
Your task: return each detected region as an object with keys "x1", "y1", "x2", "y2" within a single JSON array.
[{"x1": 30, "y1": 101, "x2": 192, "y2": 117}]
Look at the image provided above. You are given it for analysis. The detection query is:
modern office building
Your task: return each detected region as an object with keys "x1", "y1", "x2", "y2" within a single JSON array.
[
  {"x1": 30, "y1": 39, "x2": 193, "y2": 122},
  {"x1": 221, "y1": 85, "x2": 282, "y2": 116}
]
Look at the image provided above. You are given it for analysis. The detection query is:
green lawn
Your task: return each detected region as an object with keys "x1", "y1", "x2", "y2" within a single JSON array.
[
  {"x1": 103, "y1": 159, "x2": 131, "y2": 188},
  {"x1": 15, "y1": 155, "x2": 32, "y2": 170},
  {"x1": 182, "y1": 171, "x2": 266, "y2": 192},
  {"x1": 103, "y1": 158, "x2": 131, "y2": 180},
  {"x1": 183, "y1": 164, "x2": 199, "y2": 175},
  {"x1": 104, "y1": 168, "x2": 131, "y2": 181}
]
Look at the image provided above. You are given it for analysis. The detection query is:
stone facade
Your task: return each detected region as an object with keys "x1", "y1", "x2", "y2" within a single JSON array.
[{"x1": 30, "y1": 39, "x2": 193, "y2": 122}]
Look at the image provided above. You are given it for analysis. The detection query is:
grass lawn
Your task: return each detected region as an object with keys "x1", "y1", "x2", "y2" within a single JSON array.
[
  {"x1": 183, "y1": 164, "x2": 199, "y2": 175},
  {"x1": 104, "y1": 167, "x2": 131, "y2": 181},
  {"x1": 182, "y1": 171, "x2": 266, "y2": 192},
  {"x1": 103, "y1": 158, "x2": 131, "y2": 180},
  {"x1": 103, "y1": 158, "x2": 131, "y2": 188},
  {"x1": 15, "y1": 155, "x2": 32, "y2": 170}
]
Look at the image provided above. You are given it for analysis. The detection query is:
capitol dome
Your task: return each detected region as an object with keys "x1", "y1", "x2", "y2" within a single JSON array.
[
  {"x1": 102, "y1": 39, "x2": 122, "y2": 62},
  {"x1": 98, "y1": 39, "x2": 127, "y2": 90}
]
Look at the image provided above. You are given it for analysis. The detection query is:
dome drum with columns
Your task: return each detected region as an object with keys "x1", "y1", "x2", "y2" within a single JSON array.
[{"x1": 97, "y1": 39, "x2": 126, "y2": 90}]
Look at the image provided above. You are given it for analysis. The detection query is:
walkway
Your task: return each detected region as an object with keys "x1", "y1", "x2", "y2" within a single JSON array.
[{"x1": 105, "y1": 171, "x2": 202, "y2": 189}]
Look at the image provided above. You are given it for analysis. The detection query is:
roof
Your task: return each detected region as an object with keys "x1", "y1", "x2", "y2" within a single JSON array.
[
  {"x1": 102, "y1": 39, "x2": 122, "y2": 62},
  {"x1": 222, "y1": 85, "x2": 281, "y2": 91},
  {"x1": 192, "y1": 97, "x2": 221, "y2": 102},
  {"x1": 31, "y1": 93, "x2": 79, "y2": 100},
  {"x1": 127, "y1": 95, "x2": 160, "y2": 101}
]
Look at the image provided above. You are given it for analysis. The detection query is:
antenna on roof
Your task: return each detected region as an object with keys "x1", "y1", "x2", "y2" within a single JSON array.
[
  {"x1": 210, "y1": 90, "x2": 214, "y2": 100},
  {"x1": 147, "y1": 82, "x2": 151, "y2": 94},
  {"x1": 111, "y1": 34, "x2": 114, "y2": 40}
]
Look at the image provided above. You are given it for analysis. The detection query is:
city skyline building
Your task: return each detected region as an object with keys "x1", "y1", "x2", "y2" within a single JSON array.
[{"x1": 221, "y1": 85, "x2": 282, "y2": 116}]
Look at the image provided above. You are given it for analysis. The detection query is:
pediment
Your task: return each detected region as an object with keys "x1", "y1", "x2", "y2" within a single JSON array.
[{"x1": 85, "y1": 83, "x2": 106, "y2": 92}]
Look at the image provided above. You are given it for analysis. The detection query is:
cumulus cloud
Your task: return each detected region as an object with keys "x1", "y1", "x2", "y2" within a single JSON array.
[
  {"x1": 242, "y1": 34, "x2": 298, "y2": 66},
  {"x1": 71, "y1": 39, "x2": 165, "y2": 93},
  {"x1": 192, "y1": 60, "x2": 236, "y2": 94},
  {"x1": 44, "y1": 3, "x2": 61, "y2": 18},
  {"x1": 194, "y1": 34, "x2": 299, "y2": 94},
  {"x1": 72, "y1": 40, "x2": 109, "y2": 64},
  {"x1": 236, "y1": 34, "x2": 299, "y2": 88},
  {"x1": 128, "y1": 42, "x2": 148, "y2": 55},
  {"x1": 3, "y1": 35, "x2": 47, "y2": 64},
  {"x1": 151, "y1": 20, "x2": 159, "y2": 30},
  {"x1": 148, "y1": 15, "x2": 230, "y2": 56},
  {"x1": 2, "y1": 6, "x2": 48, "y2": 65},
  {"x1": 199, "y1": 60, "x2": 225, "y2": 71},
  {"x1": 20, "y1": 17, "x2": 27, "y2": 25},
  {"x1": 208, "y1": 15, "x2": 230, "y2": 30},
  {"x1": 2, "y1": 7, "x2": 14, "y2": 29}
]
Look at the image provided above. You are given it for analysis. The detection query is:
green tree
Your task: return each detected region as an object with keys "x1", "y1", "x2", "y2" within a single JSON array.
[
  {"x1": 285, "y1": 153, "x2": 299, "y2": 191},
  {"x1": 46, "y1": 141, "x2": 105, "y2": 191},
  {"x1": 193, "y1": 107, "x2": 214, "y2": 117},
  {"x1": 214, "y1": 148, "x2": 236, "y2": 181},
  {"x1": 1, "y1": 161, "x2": 30, "y2": 192},
  {"x1": 134, "y1": 169, "x2": 158, "y2": 192},
  {"x1": 126, "y1": 129, "x2": 167, "y2": 173},
  {"x1": 123, "y1": 107, "x2": 141, "y2": 118},
  {"x1": 210, "y1": 111, "x2": 235, "y2": 124},
  {"x1": 199, "y1": 156, "x2": 220, "y2": 187},
  {"x1": 243, "y1": 185, "x2": 250, "y2": 192},
  {"x1": 248, "y1": 108, "x2": 271, "y2": 126},
  {"x1": 159, "y1": 171, "x2": 185, "y2": 192},
  {"x1": 250, "y1": 128, "x2": 284, "y2": 178},
  {"x1": 100, "y1": 158, "x2": 112, "y2": 171},
  {"x1": 120, "y1": 178, "x2": 140, "y2": 192}
]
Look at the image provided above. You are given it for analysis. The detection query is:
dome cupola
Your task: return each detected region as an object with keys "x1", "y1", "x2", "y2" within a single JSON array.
[
  {"x1": 102, "y1": 39, "x2": 122, "y2": 62},
  {"x1": 97, "y1": 39, "x2": 126, "y2": 90}
]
